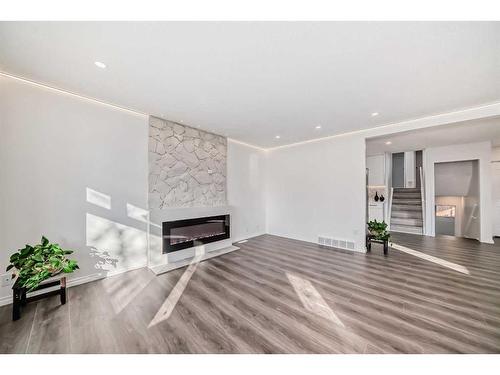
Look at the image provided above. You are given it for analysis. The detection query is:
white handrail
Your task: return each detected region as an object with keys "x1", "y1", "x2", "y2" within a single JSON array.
[
  {"x1": 419, "y1": 166, "x2": 425, "y2": 235},
  {"x1": 388, "y1": 187, "x2": 394, "y2": 229}
]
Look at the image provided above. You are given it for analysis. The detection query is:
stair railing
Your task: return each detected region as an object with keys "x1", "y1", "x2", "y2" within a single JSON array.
[
  {"x1": 388, "y1": 187, "x2": 394, "y2": 229},
  {"x1": 419, "y1": 166, "x2": 425, "y2": 235}
]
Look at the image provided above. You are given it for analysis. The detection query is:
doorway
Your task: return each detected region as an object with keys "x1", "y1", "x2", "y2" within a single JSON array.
[
  {"x1": 392, "y1": 152, "x2": 405, "y2": 188},
  {"x1": 434, "y1": 160, "x2": 480, "y2": 240}
]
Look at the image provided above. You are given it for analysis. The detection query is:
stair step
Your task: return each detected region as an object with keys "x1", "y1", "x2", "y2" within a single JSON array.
[
  {"x1": 392, "y1": 193, "x2": 421, "y2": 199},
  {"x1": 390, "y1": 224, "x2": 423, "y2": 235},
  {"x1": 391, "y1": 217, "x2": 423, "y2": 226},
  {"x1": 392, "y1": 199, "x2": 422, "y2": 205},
  {"x1": 393, "y1": 188, "x2": 421, "y2": 193},
  {"x1": 391, "y1": 210, "x2": 422, "y2": 219},
  {"x1": 392, "y1": 204, "x2": 422, "y2": 211}
]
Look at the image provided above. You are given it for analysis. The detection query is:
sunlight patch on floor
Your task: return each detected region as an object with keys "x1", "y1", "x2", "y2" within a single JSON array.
[
  {"x1": 103, "y1": 272, "x2": 152, "y2": 314},
  {"x1": 148, "y1": 248, "x2": 205, "y2": 328},
  {"x1": 286, "y1": 273, "x2": 344, "y2": 327},
  {"x1": 391, "y1": 243, "x2": 470, "y2": 275}
]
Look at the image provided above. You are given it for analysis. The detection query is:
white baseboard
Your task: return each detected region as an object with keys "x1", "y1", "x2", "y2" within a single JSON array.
[
  {"x1": 0, "y1": 263, "x2": 147, "y2": 307},
  {"x1": 267, "y1": 231, "x2": 366, "y2": 253},
  {"x1": 0, "y1": 295, "x2": 11, "y2": 307},
  {"x1": 231, "y1": 231, "x2": 266, "y2": 244}
]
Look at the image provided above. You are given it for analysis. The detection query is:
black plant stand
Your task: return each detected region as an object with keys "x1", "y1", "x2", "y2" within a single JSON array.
[
  {"x1": 12, "y1": 276, "x2": 66, "y2": 321},
  {"x1": 366, "y1": 234, "x2": 389, "y2": 255}
]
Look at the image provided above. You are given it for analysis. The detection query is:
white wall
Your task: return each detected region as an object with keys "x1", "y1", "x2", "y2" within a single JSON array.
[
  {"x1": 0, "y1": 76, "x2": 149, "y2": 303},
  {"x1": 492, "y1": 147, "x2": 500, "y2": 161},
  {"x1": 404, "y1": 151, "x2": 416, "y2": 188},
  {"x1": 266, "y1": 135, "x2": 366, "y2": 252},
  {"x1": 435, "y1": 160, "x2": 476, "y2": 196},
  {"x1": 227, "y1": 140, "x2": 267, "y2": 242},
  {"x1": 424, "y1": 141, "x2": 493, "y2": 243}
]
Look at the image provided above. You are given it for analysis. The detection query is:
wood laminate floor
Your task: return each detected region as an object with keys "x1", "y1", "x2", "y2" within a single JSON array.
[{"x1": 1, "y1": 233, "x2": 499, "y2": 353}]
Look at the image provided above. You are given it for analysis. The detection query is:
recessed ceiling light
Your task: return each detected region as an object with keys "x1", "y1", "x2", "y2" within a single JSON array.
[
  {"x1": 385, "y1": 141, "x2": 392, "y2": 145},
  {"x1": 275, "y1": 135, "x2": 281, "y2": 139},
  {"x1": 315, "y1": 125, "x2": 322, "y2": 129},
  {"x1": 94, "y1": 61, "x2": 106, "y2": 69},
  {"x1": 371, "y1": 112, "x2": 379, "y2": 117}
]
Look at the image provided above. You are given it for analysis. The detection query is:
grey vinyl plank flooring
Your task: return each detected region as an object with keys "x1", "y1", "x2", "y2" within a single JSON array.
[
  {"x1": 1, "y1": 233, "x2": 499, "y2": 353},
  {"x1": 26, "y1": 294, "x2": 71, "y2": 354}
]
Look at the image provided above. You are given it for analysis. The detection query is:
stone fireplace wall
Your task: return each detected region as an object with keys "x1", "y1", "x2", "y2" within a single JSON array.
[{"x1": 148, "y1": 116, "x2": 227, "y2": 208}]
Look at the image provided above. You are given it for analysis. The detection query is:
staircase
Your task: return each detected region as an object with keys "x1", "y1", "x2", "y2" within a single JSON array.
[{"x1": 390, "y1": 188, "x2": 423, "y2": 234}]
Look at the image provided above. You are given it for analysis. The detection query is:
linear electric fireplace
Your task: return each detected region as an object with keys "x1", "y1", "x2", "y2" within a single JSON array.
[{"x1": 162, "y1": 214, "x2": 230, "y2": 253}]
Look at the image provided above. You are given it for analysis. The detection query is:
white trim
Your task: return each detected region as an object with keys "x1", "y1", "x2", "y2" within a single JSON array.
[
  {"x1": 420, "y1": 166, "x2": 426, "y2": 234},
  {"x1": 0, "y1": 71, "x2": 148, "y2": 118},
  {"x1": 231, "y1": 231, "x2": 267, "y2": 244},
  {"x1": 388, "y1": 187, "x2": 394, "y2": 229},
  {"x1": 270, "y1": 232, "x2": 365, "y2": 254},
  {"x1": 227, "y1": 138, "x2": 268, "y2": 152},
  {"x1": 0, "y1": 295, "x2": 12, "y2": 307}
]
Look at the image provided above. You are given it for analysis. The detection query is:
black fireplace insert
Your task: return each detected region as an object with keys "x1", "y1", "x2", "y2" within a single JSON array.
[{"x1": 162, "y1": 214, "x2": 230, "y2": 253}]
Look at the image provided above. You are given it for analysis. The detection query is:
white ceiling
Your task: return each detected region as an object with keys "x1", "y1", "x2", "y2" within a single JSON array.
[
  {"x1": 1, "y1": 22, "x2": 500, "y2": 148},
  {"x1": 365, "y1": 117, "x2": 500, "y2": 155}
]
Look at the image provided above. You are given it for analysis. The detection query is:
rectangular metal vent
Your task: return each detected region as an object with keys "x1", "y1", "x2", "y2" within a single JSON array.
[{"x1": 318, "y1": 235, "x2": 356, "y2": 252}]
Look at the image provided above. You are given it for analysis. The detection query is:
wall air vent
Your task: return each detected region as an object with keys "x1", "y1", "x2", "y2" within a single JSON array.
[{"x1": 318, "y1": 236, "x2": 356, "y2": 252}]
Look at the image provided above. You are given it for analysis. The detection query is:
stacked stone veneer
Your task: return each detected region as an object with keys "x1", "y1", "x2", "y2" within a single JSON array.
[{"x1": 148, "y1": 116, "x2": 227, "y2": 208}]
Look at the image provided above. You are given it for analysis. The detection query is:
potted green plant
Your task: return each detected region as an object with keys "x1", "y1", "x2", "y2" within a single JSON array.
[
  {"x1": 367, "y1": 220, "x2": 391, "y2": 241},
  {"x1": 6, "y1": 236, "x2": 79, "y2": 291}
]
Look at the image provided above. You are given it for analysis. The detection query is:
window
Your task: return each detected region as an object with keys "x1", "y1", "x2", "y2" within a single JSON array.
[{"x1": 435, "y1": 205, "x2": 456, "y2": 218}]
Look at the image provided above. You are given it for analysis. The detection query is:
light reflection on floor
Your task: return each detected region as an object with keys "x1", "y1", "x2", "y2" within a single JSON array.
[
  {"x1": 391, "y1": 243, "x2": 470, "y2": 275},
  {"x1": 287, "y1": 273, "x2": 345, "y2": 327},
  {"x1": 148, "y1": 248, "x2": 205, "y2": 328}
]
